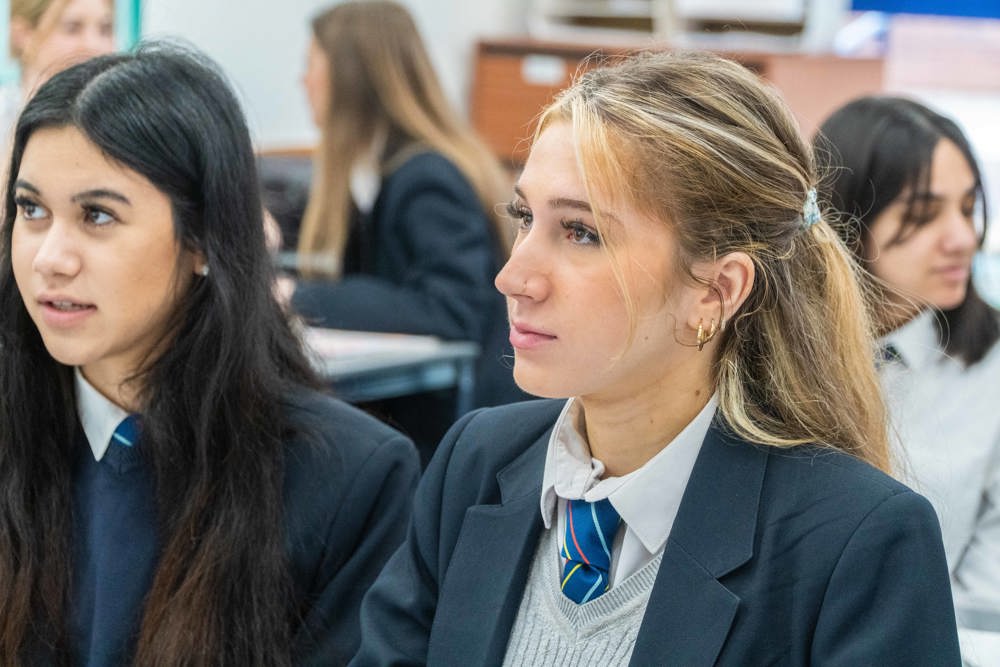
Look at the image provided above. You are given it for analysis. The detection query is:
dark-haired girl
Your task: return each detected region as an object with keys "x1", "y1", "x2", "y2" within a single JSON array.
[
  {"x1": 0, "y1": 45, "x2": 418, "y2": 666},
  {"x1": 817, "y1": 96, "x2": 1000, "y2": 630}
]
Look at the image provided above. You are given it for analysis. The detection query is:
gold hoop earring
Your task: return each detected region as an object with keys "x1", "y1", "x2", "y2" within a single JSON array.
[{"x1": 696, "y1": 317, "x2": 718, "y2": 351}]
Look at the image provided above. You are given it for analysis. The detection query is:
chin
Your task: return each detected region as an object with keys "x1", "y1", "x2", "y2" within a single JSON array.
[
  {"x1": 935, "y1": 289, "x2": 969, "y2": 312},
  {"x1": 512, "y1": 368, "x2": 572, "y2": 400}
]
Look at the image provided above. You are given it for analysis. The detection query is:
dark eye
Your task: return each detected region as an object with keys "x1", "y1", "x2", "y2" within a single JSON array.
[
  {"x1": 562, "y1": 220, "x2": 600, "y2": 246},
  {"x1": 14, "y1": 196, "x2": 47, "y2": 221},
  {"x1": 505, "y1": 201, "x2": 533, "y2": 230},
  {"x1": 84, "y1": 206, "x2": 115, "y2": 227},
  {"x1": 60, "y1": 20, "x2": 84, "y2": 35}
]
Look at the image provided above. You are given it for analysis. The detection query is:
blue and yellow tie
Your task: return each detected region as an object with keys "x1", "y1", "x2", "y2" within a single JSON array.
[{"x1": 560, "y1": 497, "x2": 621, "y2": 604}]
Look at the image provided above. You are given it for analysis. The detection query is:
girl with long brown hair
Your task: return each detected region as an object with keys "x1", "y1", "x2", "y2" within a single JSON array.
[{"x1": 291, "y1": 0, "x2": 525, "y2": 459}]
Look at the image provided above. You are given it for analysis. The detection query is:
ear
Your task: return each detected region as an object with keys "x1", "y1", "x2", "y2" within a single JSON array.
[
  {"x1": 191, "y1": 248, "x2": 209, "y2": 278},
  {"x1": 686, "y1": 251, "x2": 755, "y2": 331}
]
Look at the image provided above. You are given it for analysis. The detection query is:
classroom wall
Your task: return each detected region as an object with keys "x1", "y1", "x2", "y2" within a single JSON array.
[
  {"x1": 142, "y1": 2, "x2": 1000, "y2": 264},
  {"x1": 142, "y1": 0, "x2": 530, "y2": 150}
]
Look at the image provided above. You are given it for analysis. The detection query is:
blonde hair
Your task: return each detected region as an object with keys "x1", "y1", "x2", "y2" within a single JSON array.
[
  {"x1": 539, "y1": 51, "x2": 890, "y2": 471},
  {"x1": 297, "y1": 0, "x2": 510, "y2": 277},
  {"x1": 10, "y1": 0, "x2": 69, "y2": 59}
]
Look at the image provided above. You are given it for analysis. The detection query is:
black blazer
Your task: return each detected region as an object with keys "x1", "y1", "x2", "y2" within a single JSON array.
[
  {"x1": 291, "y1": 150, "x2": 523, "y2": 410},
  {"x1": 352, "y1": 399, "x2": 961, "y2": 666}
]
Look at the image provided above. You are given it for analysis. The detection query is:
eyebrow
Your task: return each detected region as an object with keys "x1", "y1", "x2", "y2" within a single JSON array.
[
  {"x1": 513, "y1": 184, "x2": 621, "y2": 222},
  {"x1": 71, "y1": 189, "x2": 132, "y2": 206},
  {"x1": 906, "y1": 184, "x2": 977, "y2": 203},
  {"x1": 14, "y1": 180, "x2": 131, "y2": 206}
]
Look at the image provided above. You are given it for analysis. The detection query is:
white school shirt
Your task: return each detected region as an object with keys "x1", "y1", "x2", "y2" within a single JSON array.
[
  {"x1": 75, "y1": 368, "x2": 130, "y2": 462},
  {"x1": 880, "y1": 309, "x2": 1000, "y2": 610},
  {"x1": 539, "y1": 394, "x2": 717, "y2": 586}
]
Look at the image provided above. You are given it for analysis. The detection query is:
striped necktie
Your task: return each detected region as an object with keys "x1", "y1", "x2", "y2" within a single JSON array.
[
  {"x1": 110, "y1": 414, "x2": 141, "y2": 449},
  {"x1": 560, "y1": 497, "x2": 621, "y2": 604}
]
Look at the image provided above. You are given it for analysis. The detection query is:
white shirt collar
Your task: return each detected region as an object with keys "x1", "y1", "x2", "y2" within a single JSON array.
[
  {"x1": 349, "y1": 129, "x2": 387, "y2": 215},
  {"x1": 540, "y1": 394, "x2": 718, "y2": 555},
  {"x1": 882, "y1": 308, "x2": 942, "y2": 371},
  {"x1": 75, "y1": 368, "x2": 130, "y2": 462}
]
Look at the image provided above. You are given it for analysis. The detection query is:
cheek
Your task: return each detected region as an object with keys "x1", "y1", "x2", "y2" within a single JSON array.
[{"x1": 10, "y1": 229, "x2": 35, "y2": 282}]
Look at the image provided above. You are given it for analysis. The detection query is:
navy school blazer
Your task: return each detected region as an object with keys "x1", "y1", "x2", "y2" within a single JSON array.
[
  {"x1": 291, "y1": 150, "x2": 525, "y2": 409},
  {"x1": 58, "y1": 390, "x2": 419, "y2": 666},
  {"x1": 352, "y1": 399, "x2": 961, "y2": 666}
]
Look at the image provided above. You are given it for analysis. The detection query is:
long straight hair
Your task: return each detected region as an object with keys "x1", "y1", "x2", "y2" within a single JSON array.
[
  {"x1": 297, "y1": 0, "x2": 510, "y2": 278},
  {"x1": 0, "y1": 45, "x2": 319, "y2": 666},
  {"x1": 539, "y1": 52, "x2": 890, "y2": 471},
  {"x1": 815, "y1": 95, "x2": 998, "y2": 366}
]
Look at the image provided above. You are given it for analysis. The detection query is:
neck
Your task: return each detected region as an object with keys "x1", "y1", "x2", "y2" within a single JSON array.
[
  {"x1": 80, "y1": 368, "x2": 143, "y2": 413},
  {"x1": 20, "y1": 67, "x2": 46, "y2": 99},
  {"x1": 579, "y1": 359, "x2": 713, "y2": 478}
]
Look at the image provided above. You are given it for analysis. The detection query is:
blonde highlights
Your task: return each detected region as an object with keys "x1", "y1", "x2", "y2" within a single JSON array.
[
  {"x1": 297, "y1": 0, "x2": 511, "y2": 278},
  {"x1": 538, "y1": 51, "x2": 890, "y2": 471}
]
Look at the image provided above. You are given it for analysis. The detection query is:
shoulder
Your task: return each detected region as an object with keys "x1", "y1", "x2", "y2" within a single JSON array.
[
  {"x1": 422, "y1": 399, "x2": 563, "y2": 502},
  {"x1": 441, "y1": 398, "x2": 564, "y2": 462},
  {"x1": 760, "y1": 442, "x2": 934, "y2": 528},
  {"x1": 381, "y1": 150, "x2": 476, "y2": 200},
  {"x1": 282, "y1": 388, "x2": 419, "y2": 486}
]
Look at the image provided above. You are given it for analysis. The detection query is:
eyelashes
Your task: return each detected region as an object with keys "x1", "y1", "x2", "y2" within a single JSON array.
[{"x1": 504, "y1": 200, "x2": 601, "y2": 246}]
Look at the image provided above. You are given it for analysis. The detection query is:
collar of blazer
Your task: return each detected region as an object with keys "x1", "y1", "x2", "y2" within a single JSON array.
[{"x1": 429, "y1": 415, "x2": 769, "y2": 667}]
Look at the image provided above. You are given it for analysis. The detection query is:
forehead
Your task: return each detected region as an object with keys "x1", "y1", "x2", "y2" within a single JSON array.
[
  {"x1": 18, "y1": 126, "x2": 161, "y2": 200},
  {"x1": 519, "y1": 123, "x2": 584, "y2": 195},
  {"x1": 522, "y1": 122, "x2": 671, "y2": 246},
  {"x1": 927, "y1": 139, "x2": 976, "y2": 193},
  {"x1": 59, "y1": 0, "x2": 113, "y2": 19}
]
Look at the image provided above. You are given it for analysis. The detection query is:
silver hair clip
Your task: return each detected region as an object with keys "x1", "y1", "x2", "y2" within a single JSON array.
[{"x1": 802, "y1": 188, "x2": 821, "y2": 230}]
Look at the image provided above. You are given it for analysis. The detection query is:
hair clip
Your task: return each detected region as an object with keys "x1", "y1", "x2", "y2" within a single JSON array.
[{"x1": 802, "y1": 188, "x2": 821, "y2": 230}]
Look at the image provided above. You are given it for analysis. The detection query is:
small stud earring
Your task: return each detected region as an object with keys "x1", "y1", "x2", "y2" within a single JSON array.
[{"x1": 197, "y1": 265, "x2": 209, "y2": 277}]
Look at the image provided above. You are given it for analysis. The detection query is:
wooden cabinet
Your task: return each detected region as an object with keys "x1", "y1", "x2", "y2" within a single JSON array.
[{"x1": 470, "y1": 37, "x2": 883, "y2": 166}]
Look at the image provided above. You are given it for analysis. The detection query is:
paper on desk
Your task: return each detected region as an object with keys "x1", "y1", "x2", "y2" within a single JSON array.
[
  {"x1": 959, "y1": 627, "x2": 1000, "y2": 666},
  {"x1": 302, "y1": 327, "x2": 443, "y2": 360}
]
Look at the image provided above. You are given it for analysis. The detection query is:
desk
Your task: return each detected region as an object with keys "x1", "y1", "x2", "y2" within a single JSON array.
[
  {"x1": 957, "y1": 606, "x2": 1000, "y2": 666},
  {"x1": 303, "y1": 328, "x2": 480, "y2": 417}
]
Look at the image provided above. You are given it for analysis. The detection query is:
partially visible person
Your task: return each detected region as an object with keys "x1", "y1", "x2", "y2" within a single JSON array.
[
  {"x1": 353, "y1": 52, "x2": 960, "y2": 666},
  {"x1": 816, "y1": 96, "x2": 1000, "y2": 619},
  {"x1": 289, "y1": 0, "x2": 526, "y2": 459},
  {"x1": 3, "y1": 0, "x2": 114, "y2": 141},
  {"x1": 0, "y1": 44, "x2": 418, "y2": 665}
]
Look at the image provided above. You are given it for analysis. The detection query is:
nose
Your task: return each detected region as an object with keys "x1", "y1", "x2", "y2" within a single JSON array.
[
  {"x1": 81, "y1": 28, "x2": 114, "y2": 59},
  {"x1": 495, "y1": 232, "x2": 547, "y2": 300},
  {"x1": 940, "y1": 207, "x2": 979, "y2": 254},
  {"x1": 32, "y1": 224, "x2": 82, "y2": 279}
]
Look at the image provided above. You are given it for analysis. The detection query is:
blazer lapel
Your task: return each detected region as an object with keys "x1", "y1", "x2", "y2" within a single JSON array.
[
  {"x1": 631, "y1": 422, "x2": 768, "y2": 665},
  {"x1": 428, "y1": 430, "x2": 549, "y2": 667}
]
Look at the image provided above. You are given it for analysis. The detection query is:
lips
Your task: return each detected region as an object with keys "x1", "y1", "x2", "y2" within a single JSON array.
[
  {"x1": 46, "y1": 300, "x2": 91, "y2": 311},
  {"x1": 933, "y1": 265, "x2": 970, "y2": 283},
  {"x1": 37, "y1": 295, "x2": 96, "y2": 328},
  {"x1": 509, "y1": 321, "x2": 556, "y2": 350}
]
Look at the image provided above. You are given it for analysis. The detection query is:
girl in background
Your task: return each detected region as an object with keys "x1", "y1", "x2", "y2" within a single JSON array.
[
  {"x1": 291, "y1": 0, "x2": 525, "y2": 458},
  {"x1": 4, "y1": 0, "x2": 114, "y2": 139},
  {"x1": 353, "y1": 52, "x2": 960, "y2": 665},
  {"x1": 0, "y1": 45, "x2": 418, "y2": 665},
  {"x1": 10, "y1": 0, "x2": 113, "y2": 94},
  {"x1": 816, "y1": 96, "x2": 1000, "y2": 621}
]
